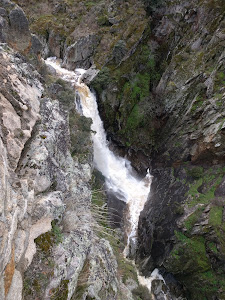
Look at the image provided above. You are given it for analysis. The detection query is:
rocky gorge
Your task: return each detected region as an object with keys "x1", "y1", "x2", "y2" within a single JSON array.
[{"x1": 0, "y1": 0, "x2": 225, "y2": 299}]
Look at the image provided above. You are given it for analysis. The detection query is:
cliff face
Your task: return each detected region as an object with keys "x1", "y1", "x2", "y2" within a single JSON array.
[
  {"x1": 80, "y1": 0, "x2": 225, "y2": 298},
  {"x1": 135, "y1": 1, "x2": 225, "y2": 299},
  {"x1": 0, "y1": 1, "x2": 147, "y2": 300}
]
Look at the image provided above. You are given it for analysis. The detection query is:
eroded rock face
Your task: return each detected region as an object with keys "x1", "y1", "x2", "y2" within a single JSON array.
[
  {"x1": 134, "y1": 1, "x2": 225, "y2": 298},
  {"x1": 63, "y1": 35, "x2": 100, "y2": 69},
  {"x1": 0, "y1": 43, "x2": 137, "y2": 299},
  {"x1": 0, "y1": 0, "x2": 31, "y2": 53},
  {"x1": 0, "y1": 45, "x2": 43, "y2": 299}
]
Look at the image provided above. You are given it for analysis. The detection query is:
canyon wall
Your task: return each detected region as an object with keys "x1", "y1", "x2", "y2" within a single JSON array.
[
  {"x1": 0, "y1": 1, "x2": 147, "y2": 299},
  {"x1": 1, "y1": 0, "x2": 225, "y2": 299}
]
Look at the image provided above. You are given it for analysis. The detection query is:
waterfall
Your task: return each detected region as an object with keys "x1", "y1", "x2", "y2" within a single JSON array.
[{"x1": 45, "y1": 57, "x2": 168, "y2": 297}]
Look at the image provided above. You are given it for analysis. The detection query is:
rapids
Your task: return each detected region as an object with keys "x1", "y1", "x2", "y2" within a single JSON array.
[{"x1": 45, "y1": 57, "x2": 167, "y2": 297}]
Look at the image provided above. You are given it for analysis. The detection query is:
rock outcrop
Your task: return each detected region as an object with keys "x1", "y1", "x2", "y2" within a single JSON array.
[
  {"x1": 90, "y1": 0, "x2": 225, "y2": 298},
  {"x1": 134, "y1": 1, "x2": 225, "y2": 299},
  {"x1": 0, "y1": 44, "x2": 139, "y2": 299},
  {"x1": 0, "y1": 0, "x2": 31, "y2": 53},
  {"x1": 0, "y1": 2, "x2": 151, "y2": 299}
]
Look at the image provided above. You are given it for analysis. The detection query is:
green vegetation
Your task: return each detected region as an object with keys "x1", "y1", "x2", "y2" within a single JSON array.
[
  {"x1": 50, "y1": 280, "x2": 69, "y2": 300},
  {"x1": 191, "y1": 95, "x2": 205, "y2": 112},
  {"x1": 91, "y1": 36, "x2": 161, "y2": 149},
  {"x1": 169, "y1": 165, "x2": 225, "y2": 299},
  {"x1": 214, "y1": 70, "x2": 225, "y2": 93},
  {"x1": 132, "y1": 285, "x2": 153, "y2": 300},
  {"x1": 126, "y1": 104, "x2": 143, "y2": 130},
  {"x1": 69, "y1": 108, "x2": 92, "y2": 160},
  {"x1": 208, "y1": 242, "x2": 218, "y2": 254},
  {"x1": 91, "y1": 67, "x2": 111, "y2": 93},
  {"x1": 23, "y1": 220, "x2": 63, "y2": 299},
  {"x1": 209, "y1": 206, "x2": 223, "y2": 227},
  {"x1": 185, "y1": 167, "x2": 225, "y2": 207},
  {"x1": 122, "y1": 72, "x2": 152, "y2": 103},
  {"x1": 184, "y1": 207, "x2": 204, "y2": 233},
  {"x1": 97, "y1": 15, "x2": 111, "y2": 26},
  {"x1": 85, "y1": 1, "x2": 95, "y2": 9},
  {"x1": 35, "y1": 220, "x2": 63, "y2": 252},
  {"x1": 169, "y1": 232, "x2": 210, "y2": 273},
  {"x1": 72, "y1": 260, "x2": 90, "y2": 300},
  {"x1": 187, "y1": 167, "x2": 204, "y2": 179}
]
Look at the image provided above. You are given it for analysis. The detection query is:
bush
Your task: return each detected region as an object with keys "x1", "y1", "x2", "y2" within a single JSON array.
[
  {"x1": 187, "y1": 167, "x2": 204, "y2": 179},
  {"x1": 133, "y1": 285, "x2": 152, "y2": 300},
  {"x1": 97, "y1": 15, "x2": 111, "y2": 26}
]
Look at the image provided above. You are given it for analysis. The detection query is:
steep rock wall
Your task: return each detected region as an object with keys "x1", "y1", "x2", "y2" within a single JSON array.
[
  {"x1": 0, "y1": 2, "x2": 148, "y2": 300},
  {"x1": 134, "y1": 1, "x2": 225, "y2": 299},
  {"x1": 90, "y1": 0, "x2": 225, "y2": 298}
]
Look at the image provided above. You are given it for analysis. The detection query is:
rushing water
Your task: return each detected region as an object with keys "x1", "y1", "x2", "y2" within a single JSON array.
[{"x1": 45, "y1": 57, "x2": 168, "y2": 297}]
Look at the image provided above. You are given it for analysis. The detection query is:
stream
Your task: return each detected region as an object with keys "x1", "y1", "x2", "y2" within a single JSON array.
[{"x1": 45, "y1": 57, "x2": 169, "y2": 299}]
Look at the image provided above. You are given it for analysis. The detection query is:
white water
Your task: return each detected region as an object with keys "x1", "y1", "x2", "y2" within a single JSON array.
[{"x1": 45, "y1": 57, "x2": 166, "y2": 296}]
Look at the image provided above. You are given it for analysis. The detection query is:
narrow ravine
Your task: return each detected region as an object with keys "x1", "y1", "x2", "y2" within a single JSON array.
[{"x1": 45, "y1": 57, "x2": 168, "y2": 298}]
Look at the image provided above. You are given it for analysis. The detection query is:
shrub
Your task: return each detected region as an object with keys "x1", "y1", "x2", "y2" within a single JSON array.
[
  {"x1": 133, "y1": 285, "x2": 152, "y2": 300},
  {"x1": 97, "y1": 15, "x2": 111, "y2": 26},
  {"x1": 187, "y1": 167, "x2": 204, "y2": 179}
]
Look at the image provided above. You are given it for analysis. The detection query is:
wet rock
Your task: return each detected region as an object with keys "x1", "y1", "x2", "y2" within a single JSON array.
[
  {"x1": 107, "y1": 190, "x2": 126, "y2": 228},
  {"x1": 151, "y1": 279, "x2": 168, "y2": 300},
  {"x1": 46, "y1": 63, "x2": 57, "y2": 75},
  {"x1": 80, "y1": 66, "x2": 99, "y2": 84},
  {"x1": 137, "y1": 167, "x2": 189, "y2": 272}
]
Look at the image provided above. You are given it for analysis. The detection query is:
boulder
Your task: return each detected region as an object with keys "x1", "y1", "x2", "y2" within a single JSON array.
[
  {"x1": 30, "y1": 34, "x2": 43, "y2": 56},
  {"x1": 0, "y1": 1, "x2": 31, "y2": 53},
  {"x1": 8, "y1": 7, "x2": 31, "y2": 52},
  {"x1": 80, "y1": 66, "x2": 99, "y2": 84},
  {"x1": 63, "y1": 35, "x2": 100, "y2": 69}
]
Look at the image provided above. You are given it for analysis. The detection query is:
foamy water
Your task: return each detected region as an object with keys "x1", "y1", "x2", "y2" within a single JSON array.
[{"x1": 45, "y1": 57, "x2": 167, "y2": 296}]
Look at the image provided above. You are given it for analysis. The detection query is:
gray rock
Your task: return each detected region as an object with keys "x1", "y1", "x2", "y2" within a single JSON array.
[
  {"x1": 63, "y1": 35, "x2": 100, "y2": 69},
  {"x1": 112, "y1": 40, "x2": 128, "y2": 64},
  {"x1": 62, "y1": 211, "x2": 80, "y2": 232},
  {"x1": 191, "y1": 37, "x2": 202, "y2": 51},
  {"x1": 9, "y1": 7, "x2": 29, "y2": 33},
  {"x1": 46, "y1": 63, "x2": 57, "y2": 75},
  {"x1": 48, "y1": 31, "x2": 65, "y2": 58},
  {"x1": 53, "y1": 2, "x2": 67, "y2": 14},
  {"x1": 80, "y1": 66, "x2": 99, "y2": 84},
  {"x1": 0, "y1": 16, "x2": 7, "y2": 43},
  {"x1": 0, "y1": 0, "x2": 14, "y2": 9},
  {"x1": 30, "y1": 34, "x2": 43, "y2": 55},
  {"x1": 6, "y1": 270, "x2": 23, "y2": 300},
  {"x1": 0, "y1": 8, "x2": 7, "y2": 17},
  {"x1": 0, "y1": 2, "x2": 31, "y2": 52},
  {"x1": 215, "y1": 175, "x2": 225, "y2": 197}
]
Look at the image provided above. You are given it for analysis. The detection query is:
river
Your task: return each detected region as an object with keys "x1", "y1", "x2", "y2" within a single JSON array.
[{"x1": 45, "y1": 57, "x2": 169, "y2": 299}]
